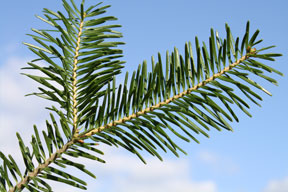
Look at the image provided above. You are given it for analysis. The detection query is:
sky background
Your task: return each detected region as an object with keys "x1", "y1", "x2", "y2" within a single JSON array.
[{"x1": 0, "y1": 0, "x2": 287, "y2": 192}]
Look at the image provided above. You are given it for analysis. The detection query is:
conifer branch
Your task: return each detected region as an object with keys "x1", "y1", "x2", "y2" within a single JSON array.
[{"x1": 80, "y1": 54, "x2": 250, "y2": 138}]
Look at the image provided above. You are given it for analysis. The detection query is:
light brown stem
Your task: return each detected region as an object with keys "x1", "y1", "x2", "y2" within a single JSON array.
[{"x1": 72, "y1": 14, "x2": 86, "y2": 136}]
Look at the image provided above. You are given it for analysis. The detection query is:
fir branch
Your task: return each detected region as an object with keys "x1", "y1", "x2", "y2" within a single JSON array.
[{"x1": 80, "y1": 54, "x2": 250, "y2": 138}]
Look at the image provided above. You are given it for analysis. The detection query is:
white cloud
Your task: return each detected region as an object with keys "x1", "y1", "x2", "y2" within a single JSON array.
[
  {"x1": 263, "y1": 177, "x2": 288, "y2": 192},
  {"x1": 0, "y1": 57, "x2": 51, "y2": 165},
  {"x1": 115, "y1": 177, "x2": 216, "y2": 192},
  {"x1": 78, "y1": 147, "x2": 218, "y2": 192}
]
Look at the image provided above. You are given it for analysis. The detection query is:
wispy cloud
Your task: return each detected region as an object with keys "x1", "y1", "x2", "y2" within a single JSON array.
[
  {"x1": 197, "y1": 150, "x2": 239, "y2": 175},
  {"x1": 0, "y1": 56, "x2": 51, "y2": 165},
  {"x1": 79, "y1": 147, "x2": 218, "y2": 192},
  {"x1": 263, "y1": 177, "x2": 288, "y2": 192}
]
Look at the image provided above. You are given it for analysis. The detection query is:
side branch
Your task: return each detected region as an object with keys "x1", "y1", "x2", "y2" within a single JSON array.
[
  {"x1": 81, "y1": 55, "x2": 249, "y2": 138},
  {"x1": 8, "y1": 140, "x2": 76, "y2": 192}
]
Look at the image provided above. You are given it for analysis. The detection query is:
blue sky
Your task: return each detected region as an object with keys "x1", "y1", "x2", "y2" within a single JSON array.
[{"x1": 0, "y1": 0, "x2": 287, "y2": 192}]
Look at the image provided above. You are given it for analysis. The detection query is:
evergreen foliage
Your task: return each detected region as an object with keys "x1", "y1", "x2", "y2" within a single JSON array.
[{"x1": 0, "y1": 0, "x2": 282, "y2": 191}]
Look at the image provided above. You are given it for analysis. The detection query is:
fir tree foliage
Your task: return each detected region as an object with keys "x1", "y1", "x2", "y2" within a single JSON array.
[{"x1": 0, "y1": 0, "x2": 283, "y2": 191}]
